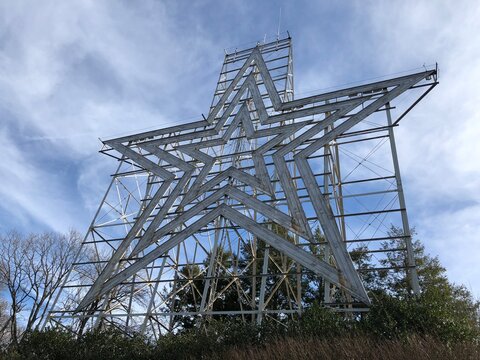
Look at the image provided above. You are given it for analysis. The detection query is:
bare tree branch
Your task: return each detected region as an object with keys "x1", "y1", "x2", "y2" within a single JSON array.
[{"x1": 0, "y1": 230, "x2": 82, "y2": 344}]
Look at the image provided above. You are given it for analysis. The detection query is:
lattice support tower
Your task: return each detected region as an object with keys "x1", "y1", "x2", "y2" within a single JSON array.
[{"x1": 45, "y1": 36, "x2": 438, "y2": 338}]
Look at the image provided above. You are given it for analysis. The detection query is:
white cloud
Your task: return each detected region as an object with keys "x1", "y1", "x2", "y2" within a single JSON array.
[
  {"x1": 0, "y1": 0, "x2": 220, "y2": 231},
  {"x1": 0, "y1": 128, "x2": 81, "y2": 231},
  {"x1": 0, "y1": 0, "x2": 478, "y2": 296},
  {"x1": 0, "y1": 0, "x2": 220, "y2": 153},
  {"x1": 350, "y1": 0, "x2": 480, "y2": 293},
  {"x1": 418, "y1": 203, "x2": 480, "y2": 298}
]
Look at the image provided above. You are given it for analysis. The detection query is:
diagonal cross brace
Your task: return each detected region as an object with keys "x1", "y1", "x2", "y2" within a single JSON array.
[{"x1": 76, "y1": 202, "x2": 370, "y2": 311}]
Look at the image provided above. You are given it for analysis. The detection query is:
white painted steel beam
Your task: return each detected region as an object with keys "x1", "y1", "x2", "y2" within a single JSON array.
[{"x1": 60, "y1": 37, "x2": 437, "y2": 331}]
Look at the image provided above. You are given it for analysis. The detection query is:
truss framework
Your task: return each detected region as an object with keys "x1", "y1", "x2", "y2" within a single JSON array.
[{"x1": 45, "y1": 36, "x2": 437, "y2": 337}]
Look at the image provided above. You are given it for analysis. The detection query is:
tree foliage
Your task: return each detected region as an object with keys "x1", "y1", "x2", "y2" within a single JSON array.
[
  {"x1": 362, "y1": 226, "x2": 480, "y2": 341},
  {"x1": 170, "y1": 224, "x2": 326, "y2": 330}
]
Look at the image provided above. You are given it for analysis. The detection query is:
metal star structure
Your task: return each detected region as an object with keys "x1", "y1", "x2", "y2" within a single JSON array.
[{"x1": 46, "y1": 37, "x2": 438, "y2": 334}]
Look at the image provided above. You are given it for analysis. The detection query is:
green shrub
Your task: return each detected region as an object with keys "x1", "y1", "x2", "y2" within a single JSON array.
[
  {"x1": 297, "y1": 303, "x2": 348, "y2": 338},
  {"x1": 364, "y1": 291, "x2": 479, "y2": 342},
  {"x1": 77, "y1": 328, "x2": 152, "y2": 360},
  {"x1": 154, "y1": 319, "x2": 266, "y2": 359},
  {"x1": 9, "y1": 328, "x2": 76, "y2": 360}
]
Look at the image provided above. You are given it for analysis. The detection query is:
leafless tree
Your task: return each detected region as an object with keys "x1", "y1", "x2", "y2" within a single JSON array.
[
  {"x1": 0, "y1": 232, "x2": 30, "y2": 344},
  {"x1": 0, "y1": 230, "x2": 81, "y2": 343},
  {"x1": 0, "y1": 297, "x2": 10, "y2": 347}
]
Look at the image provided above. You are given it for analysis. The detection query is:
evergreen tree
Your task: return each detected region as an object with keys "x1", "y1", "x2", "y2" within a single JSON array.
[
  {"x1": 170, "y1": 224, "x2": 325, "y2": 329},
  {"x1": 364, "y1": 226, "x2": 480, "y2": 341}
]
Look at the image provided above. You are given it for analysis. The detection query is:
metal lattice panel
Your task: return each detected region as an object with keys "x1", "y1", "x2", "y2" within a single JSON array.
[{"x1": 46, "y1": 37, "x2": 437, "y2": 337}]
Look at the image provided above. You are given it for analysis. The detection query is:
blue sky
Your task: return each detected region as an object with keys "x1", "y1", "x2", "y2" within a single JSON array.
[{"x1": 0, "y1": 0, "x2": 479, "y2": 297}]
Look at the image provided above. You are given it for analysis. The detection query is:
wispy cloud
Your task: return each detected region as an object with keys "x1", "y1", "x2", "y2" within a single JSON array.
[
  {"x1": 346, "y1": 0, "x2": 480, "y2": 295},
  {"x1": 0, "y1": 0, "x2": 221, "y2": 231},
  {"x1": 0, "y1": 128, "x2": 81, "y2": 231},
  {"x1": 0, "y1": 0, "x2": 478, "y2": 295}
]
